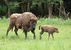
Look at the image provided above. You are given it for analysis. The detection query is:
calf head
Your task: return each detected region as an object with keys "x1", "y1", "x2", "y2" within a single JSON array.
[{"x1": 54, "y1": 28, "x2": 59, "y2": 33}]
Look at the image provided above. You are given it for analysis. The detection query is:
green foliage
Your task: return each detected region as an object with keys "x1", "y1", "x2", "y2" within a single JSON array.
[
  {"x1": 0, "y1": 0, "x2": 69, "y2": 19},
  {"x1": 8, "y1": 2, "x2": 19, "y2": 10},
  {"x1": 0, "y1": 5, "x2": 7, "y2": 13}
]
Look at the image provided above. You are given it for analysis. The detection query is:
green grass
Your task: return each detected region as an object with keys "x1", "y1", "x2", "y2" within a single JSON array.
[{"x1": 0, "y1": 18, "x2": 71, "y2": 50}]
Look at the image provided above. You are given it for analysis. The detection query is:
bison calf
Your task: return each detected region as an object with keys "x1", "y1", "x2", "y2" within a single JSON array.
[{"x1": 39, "y1": 25, "x2": 59, "y2": 40}]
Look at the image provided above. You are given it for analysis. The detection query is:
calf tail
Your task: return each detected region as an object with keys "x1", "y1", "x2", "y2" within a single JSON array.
[
  {"x1": 11, "y1": 27, "x2": 13, "y2": 31},
  {"x1": 39, "y1": 25, "x2": 41, "y2": 30}
]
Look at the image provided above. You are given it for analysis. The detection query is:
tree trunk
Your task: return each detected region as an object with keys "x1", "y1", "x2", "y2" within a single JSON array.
[
  {"x1": 59, "y1": 4, "x2": 63, "y2": 17},
  {"x1": 63, "y1": 7, "x2": 69, "y2": 19},
  {"x1": 27, "y1": 2, "x2": 30, "y2": 12},
  {"x1": 7, "y1": 7, "x2": 10, "y2": 17},
  {"x1": 21, "y1": 4, "x2": 24, "y2": 12},
  {"x1": 21, "y1": 0, "x2": 25, "y2": 12},
  {"x1": 4, "y1": 0, "x2": 10, "y2": 17},
  {"x1": 48, "y1": 3, "x2": 53, "y2": 18},
  {"x1": 59, "y1": 4, "x2": 69, "y2": 19}
]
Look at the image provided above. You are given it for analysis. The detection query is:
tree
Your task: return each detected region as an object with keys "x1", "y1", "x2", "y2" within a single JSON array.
[{"x1": 4, "y1": 0, "x2": 10, "y2": 17}]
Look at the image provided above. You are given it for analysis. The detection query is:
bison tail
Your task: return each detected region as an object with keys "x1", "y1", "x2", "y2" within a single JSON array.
[{"x1": 39, "y1": 25, "x2": 41, "y2": 30}]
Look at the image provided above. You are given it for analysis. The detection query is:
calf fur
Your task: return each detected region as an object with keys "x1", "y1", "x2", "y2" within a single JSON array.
[{"x1": 39, "y1": 25, "x2": 59, "y2": 39}]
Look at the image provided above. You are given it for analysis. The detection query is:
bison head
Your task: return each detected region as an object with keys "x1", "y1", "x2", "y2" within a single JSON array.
[{"x1": 29, "y1": 17, "x2": 37, "y2": 29}]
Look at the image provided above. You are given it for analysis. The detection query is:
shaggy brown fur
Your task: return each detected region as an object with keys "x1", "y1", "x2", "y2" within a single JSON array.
[
  {"x1": 6, "y1": 12, "x2": 37, "y2": 39},
  {"x1": 39, "y1": 25, "x2": 59, "y2": 39},
  {"x1": 6, "y1": 13, "x2": 22, "y2": 36},
  {"x1": 21, "y1": 12, "x2": 37, "y2": 39}
]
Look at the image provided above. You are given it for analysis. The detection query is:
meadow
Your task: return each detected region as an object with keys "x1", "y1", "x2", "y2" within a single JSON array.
[{"x1": 0, "y1": 18, "x2": 71, "y2": 50}]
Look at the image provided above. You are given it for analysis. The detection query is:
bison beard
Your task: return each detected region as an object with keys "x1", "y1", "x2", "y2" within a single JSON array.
[{"x1": 22, "y1": 20, "x2": 36, "y2": 39}]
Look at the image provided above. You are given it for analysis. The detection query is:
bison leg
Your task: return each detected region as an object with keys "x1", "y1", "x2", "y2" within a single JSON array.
[
  {"x1": 6, "y1": 24, "x2": 14, "y2": 36},
  {"x1": 31, "y1": 28, "x2": 36, "y2": 39},
  {"x1": 40, "y1": 31, "x2": 44, "y2": 40},
  {"x1": 24, "y1": 31, "x2": 27, "y2": 39},
  {"x1": 14, "y1": 26, "x2": 19, "y2": 37}
]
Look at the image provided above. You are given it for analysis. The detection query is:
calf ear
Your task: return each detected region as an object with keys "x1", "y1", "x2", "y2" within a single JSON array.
[
  {"x1": 55, "y1": 28, "x2": 58, "y2": 30},
  {"x1": 39, "y1": 26, "x2": 40, "y2": 30},
  {"x1": 39, "y1": 25, "x2": 41, "y2": 30}
]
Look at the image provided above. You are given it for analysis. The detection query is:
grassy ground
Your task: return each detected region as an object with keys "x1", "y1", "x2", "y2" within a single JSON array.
[{"x1": 0, "y1": 18, "x2": 71, "y2": 50}]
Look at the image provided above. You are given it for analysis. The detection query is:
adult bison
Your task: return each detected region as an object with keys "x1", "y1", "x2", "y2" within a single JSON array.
[{"x1": 6, "y1": 12, "x2": 37, "y2": 39}]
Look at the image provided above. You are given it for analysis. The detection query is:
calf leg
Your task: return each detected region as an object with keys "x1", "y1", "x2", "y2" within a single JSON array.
[
  {"x1": 40, "y1": 31, "x2": 44, "y2": 40},
  {"x1": 14, "y1": 26, "x2": 18, "y2": 37},
  {"x1": 51, "y1": 33, "x2": 54, "y2": 40},
  {"x1": 48, "y1": 33, "x2": 50, "y2": 40},
  {"x1": 31, "y1": 28, "x2": 36, "y2": 39}
]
